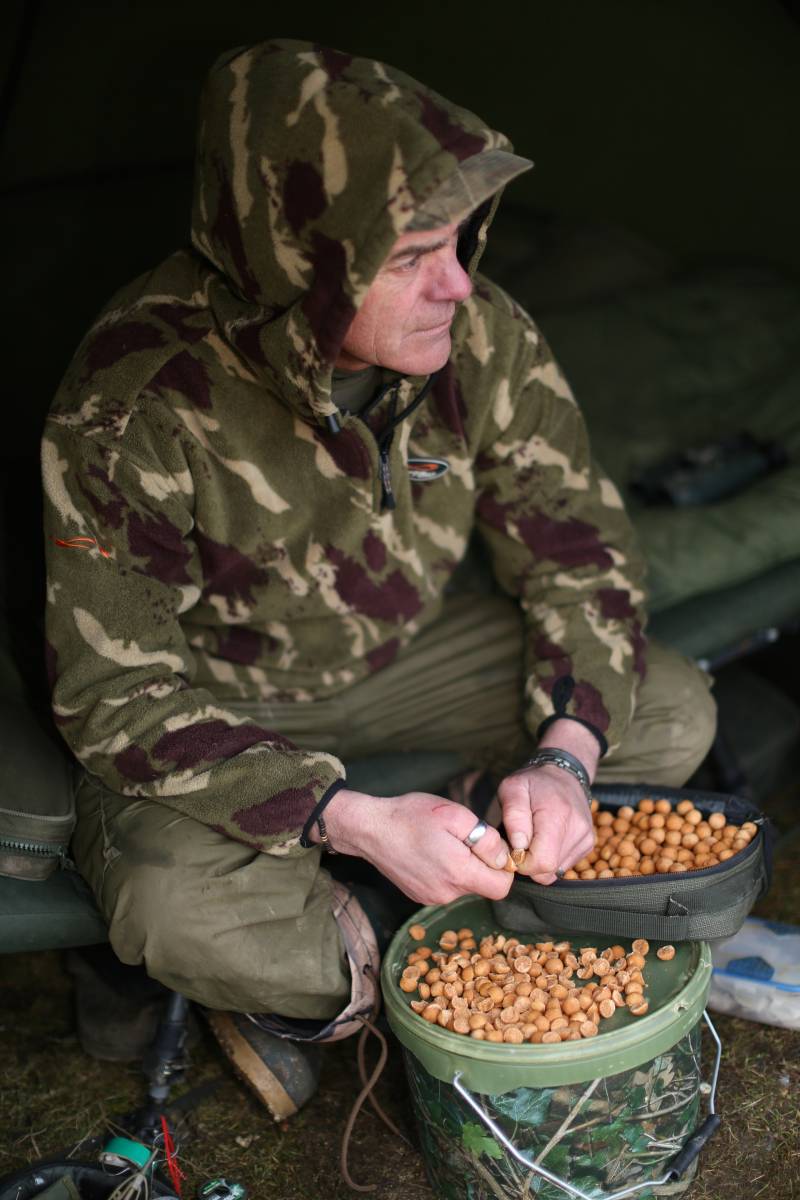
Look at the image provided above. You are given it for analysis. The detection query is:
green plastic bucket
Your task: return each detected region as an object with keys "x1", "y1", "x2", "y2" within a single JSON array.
[{"x1": 382, "y1": 895, "x2": 720, "y2": 1200}]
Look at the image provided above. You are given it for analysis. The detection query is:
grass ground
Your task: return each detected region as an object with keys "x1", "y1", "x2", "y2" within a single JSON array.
[{"x1": 2, "y1": 821, "x2": 798, "y2": 1199}]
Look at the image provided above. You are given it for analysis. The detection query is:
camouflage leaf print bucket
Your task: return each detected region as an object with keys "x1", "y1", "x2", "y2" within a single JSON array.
[{"x1": 382, "y1": 895, "x2": 721, "y2": 1200}]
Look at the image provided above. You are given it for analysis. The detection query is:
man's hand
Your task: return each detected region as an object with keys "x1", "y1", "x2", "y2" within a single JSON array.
[
  {"x1": 312, "y1": 788, "x2": 515, "y2": 906},
  {"x1": 498, "y1": 766, "x2": 595, "y2": 884},
  {"x1": 498, "y1": 719, "x2": 600, "y2": 884}
]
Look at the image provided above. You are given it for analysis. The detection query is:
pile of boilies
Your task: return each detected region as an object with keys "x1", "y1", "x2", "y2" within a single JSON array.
[
  {"x1": 399, "y1": 927, "x2": 676, "y2": 1042},
  {"x1": 563, "y1": 797, "x2": 758, "y2": 879}
]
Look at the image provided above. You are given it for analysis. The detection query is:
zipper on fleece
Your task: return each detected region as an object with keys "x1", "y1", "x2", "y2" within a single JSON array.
[
  {"x1": 368, "y1": 382, "x2": 401, "y2": 511},
  {"x1": 378, "y1": 444, "x2": 396, "y2": 510},
  {"x1": 334, "y1": 370, "x2": 441, "y2": 512}
]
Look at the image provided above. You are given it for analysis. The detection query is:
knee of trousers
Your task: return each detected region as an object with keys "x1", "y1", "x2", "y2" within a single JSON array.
[
  {"x1": 100, "y1": 856, "x2": 230, "y2": 997},
  {"x1": 605, "y1": 652, "x2": 719, "y2": 789},
  {"x1": 71, "y1": 781, "x2": 350, "y2": 1016},
  {"x1": 651, "y1": 662, "x2": 718, "y2": 786},
  {"x1": 101, "y1": 850, "x2": 350, "y2": 1017},
  {"x1": 677, "y1": 665, "x2": 718, "y2": 779}
]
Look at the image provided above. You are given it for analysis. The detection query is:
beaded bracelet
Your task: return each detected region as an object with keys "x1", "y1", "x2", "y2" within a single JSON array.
[
  {"x1": 299, "y1": 779, "x2": 347, "y2": 851},
  {"x1": 523, "y1": 748, "x2": 593, "y2": 806}
]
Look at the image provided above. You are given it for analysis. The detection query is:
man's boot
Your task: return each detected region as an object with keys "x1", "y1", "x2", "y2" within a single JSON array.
[
  {"x1": 66, "y1": 944, "x2": 169, "y2": 1062},
  {"x1": 205, "y1": 1012, "x2": 324, "y2": 1121}
]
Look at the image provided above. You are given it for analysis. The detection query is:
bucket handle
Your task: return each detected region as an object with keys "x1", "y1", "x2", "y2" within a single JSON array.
[{"x1": 452, "y1": 1008, "x2": 722, "y2": 1200}]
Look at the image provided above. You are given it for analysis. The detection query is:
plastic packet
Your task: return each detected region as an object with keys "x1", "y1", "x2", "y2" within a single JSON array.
[{"x1": 708, "y1": 916, "x2": 800, "y2": 1030}]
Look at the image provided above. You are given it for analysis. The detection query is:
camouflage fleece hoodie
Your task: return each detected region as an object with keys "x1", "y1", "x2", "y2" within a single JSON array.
[{"x1": 42, "y1": 40, "x2": 647, "y2": 856}]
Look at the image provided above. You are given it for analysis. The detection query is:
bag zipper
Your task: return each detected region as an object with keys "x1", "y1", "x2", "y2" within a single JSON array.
[{"x1": 0, "y1": 835, "x2": 71, "y2": 861}]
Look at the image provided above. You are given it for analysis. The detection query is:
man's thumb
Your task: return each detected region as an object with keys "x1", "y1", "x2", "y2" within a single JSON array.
[{"x1": 500, "y1": 776, "x2": 533, "y2": 851}]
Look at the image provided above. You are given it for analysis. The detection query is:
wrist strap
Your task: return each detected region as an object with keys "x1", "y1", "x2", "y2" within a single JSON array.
[
  {"x1": 535, "y1": 675, "x2": 608, "y2": 756},
  {"x1": 299, "y1": 779, "x2": 347, "y2": 851},
  {"x1": 536, "y1": 713, "x2": 608, "y2": 757},
  {"x1": 524, "y1": 748, "x2": 593, "y2": 806}
]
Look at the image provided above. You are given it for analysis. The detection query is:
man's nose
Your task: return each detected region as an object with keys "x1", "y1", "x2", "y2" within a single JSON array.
[{"x1": 429, "y1": 249, "x2": 472, "y2": 303}]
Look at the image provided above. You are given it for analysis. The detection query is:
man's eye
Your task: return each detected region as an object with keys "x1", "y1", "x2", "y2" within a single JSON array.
[{"x1": 395, "y1": 256, "x2": 419, "y2": 272}]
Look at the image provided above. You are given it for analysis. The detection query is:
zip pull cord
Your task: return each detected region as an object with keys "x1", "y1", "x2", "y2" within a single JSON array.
[
  {"x1": 324, "y1": 377, "x2": 399, "y2": 437},
  {"x1": 382, "y1": 369, "x2": 441, "y2": 433},
  {"x1": 376, "y1": 392, "x2": 400, "y2": 511},
  {"x1": 358, "y1": 377, "x2": 402, "y2": 423},
  {"x1": 358, "y1": 367, "x2": 442, "y2": 428}
]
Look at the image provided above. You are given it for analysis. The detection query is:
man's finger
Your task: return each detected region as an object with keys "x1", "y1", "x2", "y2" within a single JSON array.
[
  {"x1": 497, "y1": 774, "x2": 534, "y2": 853},
  {"x1": 559, "y1": 826, "x2": 596, "y2": 873},
  {"x1": 522, "y1": 815, "x2": 594, "y2": 882},
  {"x1": 527, "y1": 807, "x2": 568, "y2": 884},
  {"x1": 466, "y1": 825, "x2": 512, "y2": 872},
  {"x1": 455, "y1": 844, "x2": 515, "y2": 900},
  {"x1": 448, "y1": 808, "x2": 511, "y2": 872}
]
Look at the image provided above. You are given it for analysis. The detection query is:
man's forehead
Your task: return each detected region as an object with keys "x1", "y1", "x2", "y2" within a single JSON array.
[{"x1": 386, "y1": 217, "x2": 466, "y2": 260}]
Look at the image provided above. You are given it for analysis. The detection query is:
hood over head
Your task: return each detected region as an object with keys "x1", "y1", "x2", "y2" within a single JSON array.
[{"x1": 190, "y1": 39, "x2": 531, "y2": 424}]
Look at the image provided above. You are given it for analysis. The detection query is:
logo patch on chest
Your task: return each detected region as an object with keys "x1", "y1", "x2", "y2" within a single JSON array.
[{"x1": 407, "y1": 457, "x2": 450, "y2": 483}]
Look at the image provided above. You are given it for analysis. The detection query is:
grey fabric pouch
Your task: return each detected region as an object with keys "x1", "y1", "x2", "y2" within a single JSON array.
[
  {"x1": 493, "y1": 784, "x2": 771, "y2": 943},
  {"x1": 25, "y1": 1178, "x2": 81, "y2": 1200},
  {"x1": 0, "y1": 1162, "x2": 177, "y2": 1199},
  {"x1": 0, "y1": 699, "x2": 76, "y2": 880}
]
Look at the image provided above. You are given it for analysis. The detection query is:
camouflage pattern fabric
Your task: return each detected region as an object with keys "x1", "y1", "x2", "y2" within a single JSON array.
[
  {"x1": 404, "y1": 1028, "x2": 702, "y2": 1199},
  {"x1": 42, "y1": 39, "x2": 648, "y2": 859}
]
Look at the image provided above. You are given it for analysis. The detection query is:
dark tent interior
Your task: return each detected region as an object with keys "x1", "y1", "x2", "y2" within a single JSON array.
[{"x1": 1, "y1": 2, "x2": 799, "y2": 1197}]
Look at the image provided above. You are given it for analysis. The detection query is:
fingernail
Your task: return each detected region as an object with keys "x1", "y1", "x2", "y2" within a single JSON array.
[
  {"x1": 510, "y1": 831, "x2": 528, "y2": 850},
  {"x1": 495, "y1": 850, "x2": 510, "y2": 868}
]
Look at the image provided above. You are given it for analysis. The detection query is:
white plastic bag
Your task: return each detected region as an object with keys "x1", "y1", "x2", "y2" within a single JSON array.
[{"x1": 709, "y1": 916, "x2": 800, "y2": 1030}]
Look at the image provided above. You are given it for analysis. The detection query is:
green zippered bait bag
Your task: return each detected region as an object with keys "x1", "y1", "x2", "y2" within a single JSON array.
[
  {"x1": 0, "y1": 700, "x2": 76, "y2": 880},
  {"x1": 494, "y1": 784, "x2": 772, "y2": 944}
]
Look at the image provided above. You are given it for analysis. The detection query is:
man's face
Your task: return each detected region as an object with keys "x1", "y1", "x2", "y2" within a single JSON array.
[{"x1": 335, "y1": 217, "x2": 473, "y2": 375}]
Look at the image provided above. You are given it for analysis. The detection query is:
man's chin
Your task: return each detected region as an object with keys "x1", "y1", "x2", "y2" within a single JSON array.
[{"x1": 390, "y1": 335, "x2": 452, "y2": 377}]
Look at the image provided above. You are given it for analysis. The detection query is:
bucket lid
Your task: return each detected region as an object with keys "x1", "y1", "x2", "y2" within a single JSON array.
[{"x1": 382, "y1": 895, "x2": 711, "y2": 1093}]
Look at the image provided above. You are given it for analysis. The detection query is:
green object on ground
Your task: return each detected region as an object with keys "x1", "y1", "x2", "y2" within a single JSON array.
[
  {"x1": 100, "y1": 1137, "x2": 152, "y2": 1169},
  {"x1": 197, "y1": 1181, "x2": 248, "y2": 1200},
  {"x1": 383, "y1": 895, "x2": 712, "y2": 1200}
]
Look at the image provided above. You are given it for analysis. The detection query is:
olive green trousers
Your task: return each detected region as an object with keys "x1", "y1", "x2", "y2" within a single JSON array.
[{"x1": 71, "y1": 594, "x2": 716, "y2": 1018}]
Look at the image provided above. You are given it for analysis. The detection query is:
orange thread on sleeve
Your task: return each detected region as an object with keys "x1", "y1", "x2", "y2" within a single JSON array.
[{"x1": 53, "y1": 535, "x2": 111, "y2": 559}]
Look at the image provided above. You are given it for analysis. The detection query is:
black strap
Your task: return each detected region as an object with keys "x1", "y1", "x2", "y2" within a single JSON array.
[
  {"x1": 529, "y1": 895, "x2": 696, "y2": 941},
  {"x1": 535, "y1": 674, "x2": 609, "y2": 756},
  {"x1": 299, "y1": 779, "x2": 348, "y2": 849}
]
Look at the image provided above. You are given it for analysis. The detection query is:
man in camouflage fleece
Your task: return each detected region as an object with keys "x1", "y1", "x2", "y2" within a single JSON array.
[{"x1": 42, "y1": 40, "x2": 715, "y2": 1114}]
